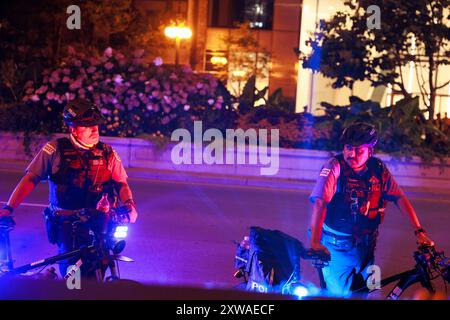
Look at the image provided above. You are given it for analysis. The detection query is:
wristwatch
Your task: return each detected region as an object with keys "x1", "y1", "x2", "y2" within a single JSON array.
[
  {"x1": 414, "y1": 227, "x2": 426, "y2": 236},
  {"x1": 2, "y1": 204, "x2": 14, "y2": 214}
]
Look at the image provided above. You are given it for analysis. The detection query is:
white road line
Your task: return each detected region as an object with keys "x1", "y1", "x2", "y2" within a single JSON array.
[{"x1": 0, "y1": 201, "x2": 47, "y2": 208}]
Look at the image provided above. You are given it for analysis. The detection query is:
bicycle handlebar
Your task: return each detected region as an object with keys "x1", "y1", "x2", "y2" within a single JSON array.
[{"x1": 415, "y1": 245, "x2": 450, "y2": 282}]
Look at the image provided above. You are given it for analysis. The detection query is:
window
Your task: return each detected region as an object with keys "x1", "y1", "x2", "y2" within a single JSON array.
[
  {"x1": 208, "y1": 0, "x2": 273, "y2": 30},
  {"x1": 208, "y1": 0, "x2": 245, "y2": 28}
]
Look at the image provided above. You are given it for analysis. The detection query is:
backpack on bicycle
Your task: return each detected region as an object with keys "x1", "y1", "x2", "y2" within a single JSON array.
[{"x1": 234, "y1": 226, "x2": 305, "y2": 294}]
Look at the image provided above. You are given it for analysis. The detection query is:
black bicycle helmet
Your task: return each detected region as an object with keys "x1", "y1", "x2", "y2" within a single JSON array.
[
  {"x1": 63, "y1": 98, "x2": 104, "y2": 126},
  {"x1": 340, "y1": 122, "x2": 378, "y2": 147}
]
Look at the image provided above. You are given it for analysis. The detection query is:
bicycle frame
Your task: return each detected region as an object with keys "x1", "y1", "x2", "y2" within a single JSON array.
[
  {"x1": 0, "y1": 209, "x2": 131, "y2": 282},
  {"x1": 350, "y1": 246, "x2": 447, "y2": 299}
]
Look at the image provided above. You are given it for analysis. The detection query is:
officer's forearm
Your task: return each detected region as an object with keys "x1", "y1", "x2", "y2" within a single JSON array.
[
  {"x1": 395, "y1": 196, "x2": 421, "y2": 229},
  {"x1": 117, "y1": 182, "x2": 133, "y2": 203},
  {"x1": 7, "y1": 173, "x2": 40, "y2": 209},
  {"x1": 310, "y1": 198, "x2": 327, "y2": 245}
]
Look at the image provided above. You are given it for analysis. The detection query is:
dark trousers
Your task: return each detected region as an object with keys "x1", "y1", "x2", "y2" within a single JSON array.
[{"x1": 56, "y1": 219, "x2": 95, "y2": 278}]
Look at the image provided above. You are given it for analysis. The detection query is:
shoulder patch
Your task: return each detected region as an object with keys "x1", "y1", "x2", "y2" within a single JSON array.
[
  {"x1": 42, "y1": 143, "x2": 56, "y2": 155},
  {"x1": 320, "y1": 168, "x2": 331, "y2": 177}
]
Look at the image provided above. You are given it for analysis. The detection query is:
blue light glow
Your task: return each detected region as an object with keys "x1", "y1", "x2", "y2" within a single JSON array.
[{"x1": 293, "y1": 285, "x2": 309, "y2": 299}]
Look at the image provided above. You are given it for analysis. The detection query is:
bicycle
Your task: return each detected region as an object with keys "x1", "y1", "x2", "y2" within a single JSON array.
[
  {"x1": 0, "y1": 206, "x2": 134, "y2": 283},
  {"x1": 349, "y1": 244, "x2": 450, "y2": 299},
  {"x1": 233, "y1": 227, "x2": 449, "y2": 299}
]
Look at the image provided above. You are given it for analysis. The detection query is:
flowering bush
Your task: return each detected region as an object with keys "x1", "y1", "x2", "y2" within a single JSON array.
[{"x1": 20, "y1": 47, "x2": 236, "y2": 138}]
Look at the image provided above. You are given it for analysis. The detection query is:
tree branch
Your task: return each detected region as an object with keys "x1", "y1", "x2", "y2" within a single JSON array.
[
  {"x1": 414, "y1": 60, "x2": 430, "y2": 109},
  {"x1": 436, "y1": 80, "x2": 450, "y2": 91}
]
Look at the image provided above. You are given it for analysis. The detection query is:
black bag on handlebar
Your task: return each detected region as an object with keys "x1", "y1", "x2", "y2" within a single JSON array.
[
  {"x1": 236, "y1": 226, "x2": 305, "y2": 293},
  {"x1": 43, "y1": 208, "x2": 59, "y2": 244}
]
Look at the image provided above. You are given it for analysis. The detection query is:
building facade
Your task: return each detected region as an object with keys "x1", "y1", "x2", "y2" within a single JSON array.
[{"x1": 136, "y1": 0, "x2": 449, "y2": 118}]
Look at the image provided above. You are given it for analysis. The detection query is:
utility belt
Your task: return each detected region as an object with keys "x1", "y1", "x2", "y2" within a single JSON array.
[
  {"x1": 43, "y1": 207, "x2": 96, "y2": 245},
  {"x1": 322, "y1": 229, "x2": 378, "y2": 252}
]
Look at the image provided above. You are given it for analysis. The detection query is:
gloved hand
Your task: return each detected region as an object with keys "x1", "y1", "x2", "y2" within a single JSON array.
[
  {"x1": 0, "y1": 208, "x2": 11, "y2": 218},
  {"x1": 124, "y1": 200, "x2": 138, "y2": 224},
  {"x1": 416, "y1": 230, "x2": 434, "y2": 247},
  {"x1": 310, "y1": 241, "x2": 331, "y2": 260}
]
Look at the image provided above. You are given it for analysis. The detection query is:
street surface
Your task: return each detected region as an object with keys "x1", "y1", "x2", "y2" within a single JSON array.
[{"x1": 1, "y1": 169, "x2": 449, "y2": 299}]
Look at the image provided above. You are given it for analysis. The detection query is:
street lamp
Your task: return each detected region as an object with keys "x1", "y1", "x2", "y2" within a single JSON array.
[{"x1": 164, "y1": 23, "x2": 192, "y2": 66}]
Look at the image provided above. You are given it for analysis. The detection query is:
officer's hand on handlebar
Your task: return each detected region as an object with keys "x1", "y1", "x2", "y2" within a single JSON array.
[
  {"x1": 416, "y1": 231, "x2": 435, "y2": 247},
  {"x1": 127, "y1": 206, "x2": 138, "y2": 224},
  {"x1": 0, "y1": 209, "x2": 12, "y2": 218},
  {"x1": 123, "y1": 202, "x2": 138, "y2": 224},
  {"x1": 310, "y1": 242, "x2": 331, "y2": 259}
]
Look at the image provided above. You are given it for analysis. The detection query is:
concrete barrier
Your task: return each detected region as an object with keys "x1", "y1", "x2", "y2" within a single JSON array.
[{"x1": 0, "y1": 132, "x2": 448, "y2": 188}]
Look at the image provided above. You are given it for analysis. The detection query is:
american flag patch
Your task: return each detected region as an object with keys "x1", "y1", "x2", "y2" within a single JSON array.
[
  {"x1": 319, "y1": 168, "x2": 331, "y2": 177},
  {"x1": 42, "y1": 143, "x2": 56, "y2": 155}
]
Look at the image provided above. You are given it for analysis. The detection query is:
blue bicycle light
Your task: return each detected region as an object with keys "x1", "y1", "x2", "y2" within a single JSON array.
[
  {"x1": 292, "y1": 284, "x2": 309, "y2": 299},
  {"x1": 113, "y1": 226, "x2": 128, "y2": 239}
]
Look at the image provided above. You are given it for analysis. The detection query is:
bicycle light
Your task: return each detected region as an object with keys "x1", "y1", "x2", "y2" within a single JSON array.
[
  {"x1": 292, "y1": 284, "x2": 309, "y2": 299},
  {"x1": 113, "y1": 226, "x2": 128, "y2": 239}
]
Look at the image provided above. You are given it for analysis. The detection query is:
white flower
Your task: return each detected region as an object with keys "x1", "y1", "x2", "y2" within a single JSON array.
[
  {"x1": 207, "y1": 99, "x2": 214, "y2": 105},
  {"x1": 153, "y1": 57, "x2": 163, "y2": 66},
  {"x1": 114, "y1": 74, "x2": 123, "y2": 84},
  {"x1": 184, "y1": 104, "x2": 190, "y2": 111},
  {"x1": 104, "y1": 47, "x2": 113, "y2": 58}
]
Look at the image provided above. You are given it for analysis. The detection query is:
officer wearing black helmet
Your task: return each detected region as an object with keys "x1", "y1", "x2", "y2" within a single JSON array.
[
  {"x1": 308, "y1": 122, "x2": 434, "y2": 297},
  {"x1": 0, "y1": 98, "x2": 138, "y2": 277}
]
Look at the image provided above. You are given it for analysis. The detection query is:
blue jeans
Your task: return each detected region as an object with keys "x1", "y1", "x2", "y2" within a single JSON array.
[{"x1": 321, "y1": 232, "x2": 377, "y2": 298}]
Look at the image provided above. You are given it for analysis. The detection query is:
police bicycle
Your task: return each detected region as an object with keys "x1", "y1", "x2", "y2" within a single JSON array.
[
  {"x1": 0, "y1": 206, "x2": 133, "y2": 283},
  {"x1": 347, "y1": 244, "x2": 450, "y2": 299},
  {"x1": 233, "y1": 226, "x2": 331, "y2": 299},
  {"x1": 233, "y1": 227, "x2": 449, "y2": 299}
]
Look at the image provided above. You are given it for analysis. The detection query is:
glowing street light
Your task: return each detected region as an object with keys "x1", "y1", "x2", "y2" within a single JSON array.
[{"x1": 164, "y1": 23, "x2": 192, "y2": 66}]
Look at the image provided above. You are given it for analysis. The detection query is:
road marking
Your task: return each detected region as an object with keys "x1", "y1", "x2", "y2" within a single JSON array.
[
  {"x1": 0, "y1": 201, "x2": 47, "y2": 208},
  {"x1": 128, "y1": 176, "x2": 311, "y2": 194}
]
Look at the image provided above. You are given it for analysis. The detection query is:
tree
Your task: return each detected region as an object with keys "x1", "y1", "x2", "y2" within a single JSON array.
[
  {"x1": 222, "y1": 23, "x2": 271, "y2": 97},
  {"x1": 299, "y1": 0, "x2": 449, "y2": 120},
  {"x1": 0, "y1": 0, "x2": 171, "y2": 104}
]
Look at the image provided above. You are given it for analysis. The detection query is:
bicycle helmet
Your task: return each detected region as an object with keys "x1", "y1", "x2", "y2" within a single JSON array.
[
  {"x1": 63, "y1": 98, "x2": 104, "y2": 127},
  {"x1": 340, "y1": 122, "x2": 378, "y2": 147}
]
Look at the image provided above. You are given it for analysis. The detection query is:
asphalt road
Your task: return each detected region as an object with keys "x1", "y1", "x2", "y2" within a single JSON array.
[{"x1": 1, "y1": 169, "x2": 449, "y2": 299}]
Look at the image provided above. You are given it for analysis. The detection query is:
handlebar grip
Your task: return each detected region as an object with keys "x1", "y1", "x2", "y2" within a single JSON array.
[{"x1": 303, "y1": 248, "x2": 331, "y2": 262}]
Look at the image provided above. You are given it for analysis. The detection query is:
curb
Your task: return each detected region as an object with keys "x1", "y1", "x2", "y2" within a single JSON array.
[
  {"x1": 1, "y1": 159, "x2": 450, "y2": 198},
  {"x1": 0, "y1": 159, "x2": 314, "y2": 192}
]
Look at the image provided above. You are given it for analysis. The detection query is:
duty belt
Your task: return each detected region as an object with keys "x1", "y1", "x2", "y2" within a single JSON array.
[
  {"x1": 322, "y1": 229, "x2": 377, "y2": 246},
  {"x1": 54, "y1": 209, "x2": 84, "y2": 217}
]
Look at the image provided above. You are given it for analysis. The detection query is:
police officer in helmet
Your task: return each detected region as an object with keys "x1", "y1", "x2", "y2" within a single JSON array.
[
  {"x1": 308, "y1": 122, "x2": 434, "y2": 297},
  {"x1": 0, "y1": 98, "x2": 138, "y2": 277}
]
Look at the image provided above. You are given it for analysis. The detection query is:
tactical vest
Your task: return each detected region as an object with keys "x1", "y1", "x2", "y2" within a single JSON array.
[
  {"x1": 49, "y1": 138, "x2": 114, "y2": 210},
  {"x1": 324, "y1": 154, "x2": 388, "y2": 236}
]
